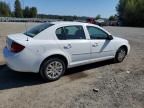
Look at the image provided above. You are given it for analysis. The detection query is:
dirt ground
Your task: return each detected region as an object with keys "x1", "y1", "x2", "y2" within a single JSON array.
[{"x1": 0, "y1": 22, "x2": 144, "y2": 108}]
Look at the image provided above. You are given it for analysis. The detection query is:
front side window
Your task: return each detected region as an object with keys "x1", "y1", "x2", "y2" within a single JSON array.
[
  {"x1": 87, "y1": 26, "x2": 108, "y2": 39},
  {"x1": 24, "y1": 23, "x2": 54, "y2": 37},
  {"x1": 56, "y1": 26, "x2": 86, "y2": 40}
]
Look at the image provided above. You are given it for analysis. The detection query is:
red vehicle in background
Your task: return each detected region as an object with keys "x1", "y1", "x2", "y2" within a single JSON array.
[{"x1": 87, "y1": 18, "x2": 96, "y2": 24}]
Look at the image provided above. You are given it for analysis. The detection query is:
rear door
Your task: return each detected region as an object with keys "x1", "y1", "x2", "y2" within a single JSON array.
[{"x1": 56, "y1": 25, "x2": 91, "y2": 62}]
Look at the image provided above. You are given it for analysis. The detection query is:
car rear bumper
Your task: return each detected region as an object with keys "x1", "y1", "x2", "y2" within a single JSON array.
[{"x1": 3, "y1": 47, "x2": 40, "y2": 73}]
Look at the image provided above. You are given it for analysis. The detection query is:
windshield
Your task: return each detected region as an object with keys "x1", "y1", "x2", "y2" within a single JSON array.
[{"x1": 24, "y1": 23, "x2": 54, "y2": 37}]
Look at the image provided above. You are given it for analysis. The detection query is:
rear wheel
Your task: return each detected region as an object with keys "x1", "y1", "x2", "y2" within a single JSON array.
[
  {"x1": 115, "y1": 47, "x2": 127, "y2": 63},
  {"x1": 40, "y1": 58, "x2": 66, "y2": 81}
]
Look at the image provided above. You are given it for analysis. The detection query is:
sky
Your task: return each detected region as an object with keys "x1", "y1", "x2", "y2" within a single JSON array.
[{"x1": 3, "y1": 0, "x2": 119, "y2": 18}]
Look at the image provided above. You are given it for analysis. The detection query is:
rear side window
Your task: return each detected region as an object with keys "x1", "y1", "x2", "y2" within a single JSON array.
[
  {"x1": 24, "y1": 23, "x2": 54, "y2": 37},
  {"x1": 55, "y1": 27, "x2": 65, "y2": 40},
  {"x1": 56, "y1": 26, "x2": 86, "y2": 40}
]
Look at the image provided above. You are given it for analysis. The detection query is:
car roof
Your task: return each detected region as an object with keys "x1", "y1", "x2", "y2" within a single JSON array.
[
  {"x1": 50, "y1": 21, "x2": 110, "y2": 34},
  {"x1": 43, "y1": 21, "x2": 111, "y2": 36},
  {"x1": 51, "y1": 21, "x2": 84, "y2": 25},
  {"x1": 50, "y1": 21, "x2": 99, "y2": 27}
]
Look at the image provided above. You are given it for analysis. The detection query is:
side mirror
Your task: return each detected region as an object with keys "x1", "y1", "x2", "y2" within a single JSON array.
[{"x1": 107, "y1": 35, "x2": 113, "y2": 40}]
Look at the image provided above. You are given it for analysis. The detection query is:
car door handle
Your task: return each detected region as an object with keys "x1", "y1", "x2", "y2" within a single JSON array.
[
  {"x1": 64, "y1": 44, "x2": 72, "y2": 49},
  {"x1": 92, "y1": 43, "x2": 99, "y2": 47}
]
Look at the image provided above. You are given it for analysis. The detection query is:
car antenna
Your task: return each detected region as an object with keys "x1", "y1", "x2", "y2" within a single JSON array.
[
  {"x1": 22, "y1": 0, "x2": 29, "y2": 41},
  {"x1": 25, "y1": 22, "x2": 29, "y2": 41}
]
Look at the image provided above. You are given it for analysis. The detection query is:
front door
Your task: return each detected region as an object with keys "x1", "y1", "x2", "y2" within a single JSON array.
[{"x1": 86, "y1": 26, "x2": 115, "y2": 59}]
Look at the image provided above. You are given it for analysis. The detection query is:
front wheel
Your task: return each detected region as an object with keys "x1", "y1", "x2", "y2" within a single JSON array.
[
  {"x1": 115, "y1": 47, "x2": 127, "y2": 63},
  {"x1": 40, "y1": 58, "x2": 66, "y2": 82}
]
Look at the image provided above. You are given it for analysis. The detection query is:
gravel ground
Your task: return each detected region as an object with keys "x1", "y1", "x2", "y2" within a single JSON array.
[{"x1": 0, "y1": 23, "x2": 144, "y2": 108}]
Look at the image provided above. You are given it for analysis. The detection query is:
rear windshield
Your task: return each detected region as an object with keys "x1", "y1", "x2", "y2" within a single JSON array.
[{"x1": 24, "y1": 23, "x2": 54, "y2": 37}]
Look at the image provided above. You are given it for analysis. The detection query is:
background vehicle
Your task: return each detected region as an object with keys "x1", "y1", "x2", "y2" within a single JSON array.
[
  {"x1": 87, "y1": 18, "x2": 96, "y2": 24},
  {"x1": 3, "y1": 22, "x2": 130, "y2": 81}
]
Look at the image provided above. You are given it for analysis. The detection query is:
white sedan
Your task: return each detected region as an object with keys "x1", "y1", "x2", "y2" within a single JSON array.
[{"x1": 3, "y1": 22, "x2": 130, "y2": 81}]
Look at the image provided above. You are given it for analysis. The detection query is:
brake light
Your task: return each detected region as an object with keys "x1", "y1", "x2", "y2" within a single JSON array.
[{"x1": 11, "y1": 42, "x2": 25, "y2": 53}]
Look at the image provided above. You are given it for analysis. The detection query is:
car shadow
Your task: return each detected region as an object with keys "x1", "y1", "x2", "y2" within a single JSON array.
[
  {"x1": 0, "y1": 59, "x2": 115, "y2": 90},
  {"x1": 0, "y1": 64, "x2": 44, "y2": 90}
]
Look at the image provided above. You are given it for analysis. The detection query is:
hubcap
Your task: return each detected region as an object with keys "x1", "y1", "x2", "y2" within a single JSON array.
[
  {"x1": 118, "y1": 49, "x2": 126, "y2": 61},
  {"x1": 46, "y1": 61, "x2": 63, "y2": 79}
]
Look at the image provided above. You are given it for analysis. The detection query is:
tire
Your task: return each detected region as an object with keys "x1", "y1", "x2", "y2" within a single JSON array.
[
  {"x1": 115, "y1": 47, "x2": 127, "y2": 63},
  {"x1": 40, "y1": 58, "x2": 66, "y2": 82}
]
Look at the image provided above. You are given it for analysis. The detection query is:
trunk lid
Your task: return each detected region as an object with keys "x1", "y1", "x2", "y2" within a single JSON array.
[{"x1": 6, "y1": 33, "x2": 31, "y2": 50}]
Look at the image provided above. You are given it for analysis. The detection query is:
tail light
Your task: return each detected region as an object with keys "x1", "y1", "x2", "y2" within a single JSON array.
[{"x1": 11, "y1": 41, "x2": 25, "y2": 53}]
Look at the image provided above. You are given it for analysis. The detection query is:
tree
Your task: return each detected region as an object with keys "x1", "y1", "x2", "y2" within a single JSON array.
[
  {"x1": 117, "y1": 0, "x2": 144, "y2": 27},
  {"x1": 0, "y1": 1, "x2": 11, "y2": 17},
  {"x1": 14, "y1": 0, "x2": 23, "y2": 17},
  {"x1": 95, "y1": 14, "x2": 101, "y2": 20},
  {"x1": 29, "y1": 7, "x2": 37, "y2": 18},
  {"x1": 73, "y1": 15, "x2": 78, "y2": 20},
  {"x1": 23, "y1": 6, "x2": 30, "y2": 18},
  {"x1": 109, "y1": 15, "x2": 117, "y2": 21}
]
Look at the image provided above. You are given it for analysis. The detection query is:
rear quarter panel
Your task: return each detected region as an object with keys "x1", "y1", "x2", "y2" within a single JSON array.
[{"x1": 26, "y1": 39, "x2": 71, "y2": 72}]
